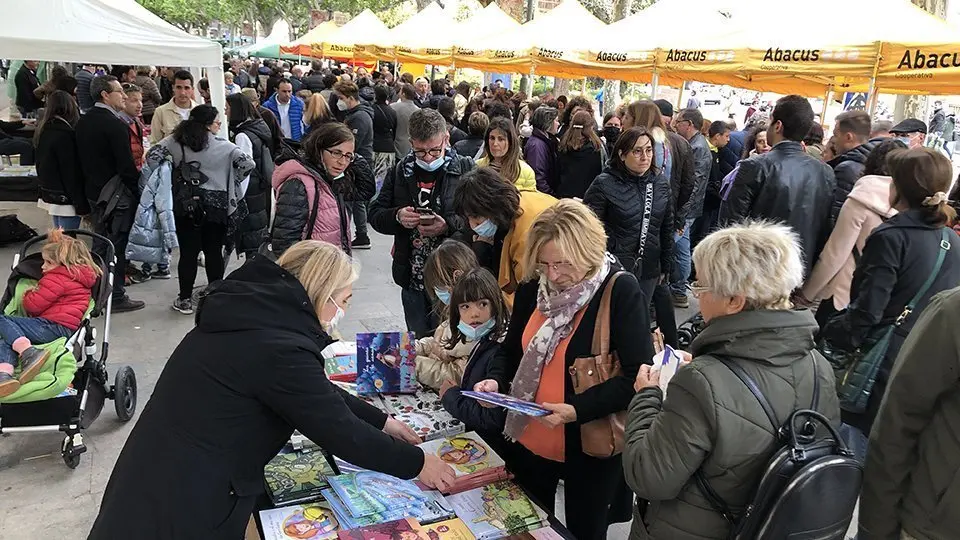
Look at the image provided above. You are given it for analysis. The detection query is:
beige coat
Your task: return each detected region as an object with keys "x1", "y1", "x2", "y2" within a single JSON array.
[
  {"x1": 802, "y1": 175, "x2": 897, "y2": 309},
  {"x1": 414, "y1": 321, "x2": 476, "y2": 391},
  {"x1": 149, "y1": 99, "x2": 198, "y2": 144}
]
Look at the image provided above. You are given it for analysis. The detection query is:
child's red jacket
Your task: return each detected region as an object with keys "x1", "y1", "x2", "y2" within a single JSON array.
[{"x1": 23, "y1": 265, "x2": 98, "y2": 331}]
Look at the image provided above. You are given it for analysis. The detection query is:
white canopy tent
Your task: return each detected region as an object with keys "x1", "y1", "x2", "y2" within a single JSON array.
[{"x1": 0, "y1": 0, "x2": 226, "y2": 132}]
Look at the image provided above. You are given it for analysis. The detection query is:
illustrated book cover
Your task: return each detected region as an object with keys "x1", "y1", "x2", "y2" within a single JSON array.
[
  {"x1": 264, "y1": 450, "x2": 337, "y2": 505},
  {"x1": 459, "y1": 391, "x2": 551, "y2": 417},
  {"x1": 356, "y1": 332, "x2": 417, "y2": 395},
  {"x1": 445, "y1": 482, "x2": 549, "y2": 540},
  {"x1": 259, "y1": 502, "x2": 340, "y2": 540}
]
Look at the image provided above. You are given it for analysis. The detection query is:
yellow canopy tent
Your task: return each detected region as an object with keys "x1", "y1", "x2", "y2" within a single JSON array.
[
  {"x1": 313, "y1": 9, "x2": 389, "y2": 63},
  {"x1": 876, "y1": 42, "x2": 960, "y2": 94},
  {"x1": 382, "y1": 3, "x2": 459, "y2": 65},
  {"x1": 452, "y1": 3, "x2": 523, "y2": 72},
  {"x1": 280, "y1": 21, "x2": 339, "y2": 57}
]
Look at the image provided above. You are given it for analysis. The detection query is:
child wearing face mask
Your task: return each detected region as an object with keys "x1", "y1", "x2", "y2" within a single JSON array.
[
  {"x1": 414, "y1": 240, "x2": 480, "y2": 391},
  {"x1": 437, "y1": 268, "x2": 511, "y2": 451}
]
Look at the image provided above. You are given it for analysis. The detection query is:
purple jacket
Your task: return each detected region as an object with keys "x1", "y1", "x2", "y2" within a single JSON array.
[{"x1": 523, "y1": 129, "x2": 558, "y2": 193}]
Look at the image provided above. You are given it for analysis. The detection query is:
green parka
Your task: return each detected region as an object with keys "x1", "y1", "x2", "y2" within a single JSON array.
[{"x1": 623, "y1": 308, "x2": 841, "y2": 539}]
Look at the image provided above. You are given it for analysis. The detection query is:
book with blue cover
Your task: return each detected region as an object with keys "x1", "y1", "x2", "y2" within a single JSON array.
[
  {"x1": 322, "y1": 486, "x2": 455, "y2": 530},
  {"x1": 356, "y1": 332, "x2": 417, "y2": 395},
  {"x1": 460, "y1": 391, "x2": 551, "y2": 417}
]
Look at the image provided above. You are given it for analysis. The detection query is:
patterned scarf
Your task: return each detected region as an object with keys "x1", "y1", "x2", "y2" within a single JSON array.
[{"x1": 503, "y1": 256, "x2": 611, "y2": 440}]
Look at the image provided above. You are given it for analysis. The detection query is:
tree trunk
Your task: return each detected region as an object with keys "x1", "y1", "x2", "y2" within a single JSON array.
[
  {"x1": 895, "y1": 0, "x2": 949, "y2": 121},
  {"x1": 552, "y1": 78, "x2": 570, "y2": 97}
]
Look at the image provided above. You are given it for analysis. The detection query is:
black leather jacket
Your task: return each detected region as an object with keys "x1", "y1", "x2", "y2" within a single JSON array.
[
  {"x1": 680, "y1": 132, "x2": 713, "y2": 221},
  {"x1": 583, "y1": 165, "x2": 674, "y2": 280},
  {"x1": 719, "y1": 141, "x2": 836, "y2": 276}
]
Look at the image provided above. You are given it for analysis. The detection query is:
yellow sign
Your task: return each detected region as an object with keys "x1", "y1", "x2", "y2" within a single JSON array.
[
  {"x1": 744, "y1": 45, "x2": 877, "y2": 77},
  {"x1": 877, "y1": 43, "x2": 960, "y2": 94},
  {"x1": 657, "y1": 48, "x2": 744, "y2": 74}
]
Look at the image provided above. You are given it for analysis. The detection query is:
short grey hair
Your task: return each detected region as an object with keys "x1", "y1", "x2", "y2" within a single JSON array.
[
  {"x1": 409, "y1": 108, "x2": 448, "y2": 142},
  {"x1": 531, "y1": 106, "x2": 558, "y2": 132},
  {"x1": 693, "y1": 221, "x2": 804, "y2": 311},
  {"x1": 90, "y1": 75, "x2": 118, "y2": 103}
]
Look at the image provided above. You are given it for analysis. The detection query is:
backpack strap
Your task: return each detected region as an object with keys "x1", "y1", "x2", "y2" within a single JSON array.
[
  {"x1": 716, "y1": 358, "x2": 779, "y2": 431},
  {"x1": 591, "y1": 272, "x2": 624, "y2": 356},
  {"x1": 896, "y1": 227, "x2": 951, "y2": 327}
]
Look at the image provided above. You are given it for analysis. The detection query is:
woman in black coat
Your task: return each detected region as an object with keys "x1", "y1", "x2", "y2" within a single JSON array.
[
  {"x1": 227, "y1": 93, "x2": 275, "y2": 256},
  {"x1": 88, "y1": 241, "x2": 455, "y2": 540},
  {"x1": 34, "y1": 90, "x2": 89, "y2": 229},
  {"x1": 555, "y1": 110, "x2": 604, "y2": 199},
  {"x1": 473, "y1": 200, "x2": 654, "y2": 540},
  {"x1": 583, "y1": 127, "x2": 674, "y2": 306},
  {"x1": 821, "y1": 148, "x2": 960, "y2": 436}
]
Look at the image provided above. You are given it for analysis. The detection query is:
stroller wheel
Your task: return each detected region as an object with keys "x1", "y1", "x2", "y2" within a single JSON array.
[
  {"x1": 61, "y1": 434, "x2": 84, "y2": 469},
  {"x1": 677, "y1": 328, "x2": 694, "y2": 350},
  {"x1": 113, "y1": 366, "x2": 137, "y2": 422}
]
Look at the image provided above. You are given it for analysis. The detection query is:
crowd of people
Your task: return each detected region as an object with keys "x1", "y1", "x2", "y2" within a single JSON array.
[{"x1": 3, "y1": 56, "x2": 960, "y2": 540}]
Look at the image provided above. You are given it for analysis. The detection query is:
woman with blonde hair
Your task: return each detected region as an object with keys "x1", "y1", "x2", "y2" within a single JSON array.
[
  {"x1": 624, "y1": 222, "x2": 841, "y2": 540},
  {"x1": 473, "y1": 199, "x2": 652, "y2": 540},
  {"x1": 476, "y1": 117, "x2": 537, "y2": 192},
  {"x1": 555, "y1": 110, "x2": 604, "y2": 199},
  {"x1": 302, "y1": 93, "x2": 335, "y2": 135},
  {"x1": 89, "y1": 240, "x2": 457, "y2": 539}
]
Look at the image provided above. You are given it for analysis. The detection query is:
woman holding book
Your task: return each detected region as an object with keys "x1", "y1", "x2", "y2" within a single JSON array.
[
  {"x1": 89, "y1": 240, "x2": 456, "y2": 540},
  {"x1": 473, "y1": 199, "x2": 653, "y2": 540}
]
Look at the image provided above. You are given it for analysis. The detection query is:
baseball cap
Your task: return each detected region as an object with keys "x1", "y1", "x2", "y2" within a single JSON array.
[
  {"x1": 654, "y1": 99, "x2": 674, "y2": 118},
  {"x1": 889, "y1": 118, "x2": 927, "y2": 134}
]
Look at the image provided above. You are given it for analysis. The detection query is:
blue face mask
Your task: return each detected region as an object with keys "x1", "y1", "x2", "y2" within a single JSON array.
[
  {"x1": 434, "y1": 287, "x2": 451, "y2": 305},
  {"x1": 416, "y1": 157, "x2": 445, "y2": 172},
  {"x1": 897, "y1": 136, "x2": 912, "y2": 146},
  {"x1": 458, "y1": 318, "x2": 495, "y2": 341},
  {"x1": 472, "y1": 219, "x2": 497, "y2": 238}
]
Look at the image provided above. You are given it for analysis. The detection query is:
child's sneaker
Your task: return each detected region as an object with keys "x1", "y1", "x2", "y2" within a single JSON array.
[
  {"x1": 172, "y1": 297, "x2": 194, "y2": 314},
  {"x1": 17, "y1": 347, "x2": 50, "y2": 384},
  {"x1": 151, "y1": 268, "x2": 172, "y2": 280},
  {"x1": 0, "y1": 372, "x2": 20, "y2": 398},
  {"x1": 127, "y1": 267, "x2": 152, "y2": 284}
]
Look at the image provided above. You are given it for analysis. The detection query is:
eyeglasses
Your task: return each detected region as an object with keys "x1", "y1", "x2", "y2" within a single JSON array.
[
  {"x1": 629, "y1": 147, "x2": 654, "y2": 158},
  {"x1": 690, "y1": 281, "x2": 710, "y2": 298},
  {"x1": 411, "y1": 146, "x2": 444, "y2": 159},
  {"x1": 120, "y1": 83, "x2": 138, "y2": 91},
  {"x1": 324, "y1": 148, "x2": 356, "y2": 163},
  {"x1": 536, "y1": 261, "x2": 576, "y2": 274}
]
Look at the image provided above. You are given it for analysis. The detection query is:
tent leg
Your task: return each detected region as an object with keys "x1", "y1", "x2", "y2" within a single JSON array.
[
  {"x1": 821, "y1": 89, "x2": 831, "y2": 126},
  {"x1": 676, "y1": 81, "x2": 686, "y2": 111},
  {"x1": 651, "y1": 70, "x2": 659, "y2": 100}
]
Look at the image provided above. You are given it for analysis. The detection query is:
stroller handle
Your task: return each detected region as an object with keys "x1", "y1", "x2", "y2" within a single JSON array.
[{"x1": 18, "y1": 229, "x2": 115, "y2": 262}]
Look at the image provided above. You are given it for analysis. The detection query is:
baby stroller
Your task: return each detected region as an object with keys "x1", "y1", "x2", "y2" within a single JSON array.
[
  {"x1": 676, "y1": 312, "x2": 706, "y2": 350},
  {"x1": 0, "y1": 230, "x2": 137, "y2": 468}
]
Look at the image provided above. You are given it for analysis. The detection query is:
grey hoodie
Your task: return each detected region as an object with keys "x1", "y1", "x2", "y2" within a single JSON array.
[{"x1": 344, "y1": 100, "x2": 375, "y2": 163}]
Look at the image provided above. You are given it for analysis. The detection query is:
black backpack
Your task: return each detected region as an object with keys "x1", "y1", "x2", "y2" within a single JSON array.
[
  {"x1": 172, "y1": 144, "x2": 209, "y2": 226},
  {"x1": 695, "y1": 356, "x2": 862, "y2": 539}
]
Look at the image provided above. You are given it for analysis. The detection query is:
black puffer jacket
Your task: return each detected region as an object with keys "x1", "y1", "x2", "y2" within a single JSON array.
[
  {"x1": 301, "y1": 73, "x2": 325, "y2": 93},
  {"x1": 719, "y1": 141, "x2": 836, "y2": 277},
  {"x1": 234, "y1": 119, "x2": 275, "y2": 255},
  {"x1": 583, "y1": 165, "x2": 674, "y2": 280},
  {"x1": 368, "y1": 151, "x2": 474, "y2": 288},
  {"x1": 821, "y1": 210, "x2": 960, "y2": 433},
  {"x1": 344, "y1": 101, "x2": 375, "y2": 163},
  {"x1": 34, "y1": 119, "x2": 91, "y2": 215},
  {"x1": 372, "y1": 102, "x2": 397, "y2": 154},
  {"x1": 555, "y1": 142, "x2": 603, "y2": 199},
  {"x1": 680, "y1": 132, "x2": 713, "y2": 221},
  {"x1": 828, "y1": 138, "x2": 880, "y2": 224}
]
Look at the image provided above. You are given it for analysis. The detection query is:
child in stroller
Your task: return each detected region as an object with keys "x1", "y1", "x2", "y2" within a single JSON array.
[{"x1": 0, "y1": 229, "x2": 100, "y2": 397}]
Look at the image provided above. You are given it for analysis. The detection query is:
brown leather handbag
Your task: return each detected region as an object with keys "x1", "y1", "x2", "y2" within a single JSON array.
[{"x1": 568, "y1": 272, "x2": 627, "y2": 458}]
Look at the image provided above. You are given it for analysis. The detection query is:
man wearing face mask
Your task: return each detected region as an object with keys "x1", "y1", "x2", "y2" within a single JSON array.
[
  {"x1": 335, "y1": 80, "x2": 376, "y2": 250},
  {"x1": 369, "y1": 109, "x2": 475, "y2": 337},
  {"x1": 889, "y1": 118, "x2": 927, "y2": 149}
]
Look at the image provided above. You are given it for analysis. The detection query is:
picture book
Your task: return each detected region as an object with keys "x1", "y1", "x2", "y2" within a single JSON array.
[
  {"x1": 652, "y1": 345, "x2": 682, "y2": 397},
  {"x1": 259, "y1": 502, "x2": 340, "y2": 540},
  {"x1": 264, "y1": 450, "x2": 337, "y2": 505},
  {"x1": 356, "y1": 332, "x2": 417, "y2": 395},
  {"x1": 389, "y1": 391, "x2": 465, "y2": 441},
  {"x1": 504, "y1": 526, "x2": 565, "y2": 539},
  {"x1": 418, "y1": 432, "x2": 505, "y2": 477},
  {"x1": 336, "y1": 518, "x2": 424, "y2": 540},
  {"x1": 419, "y1": 518, "x2": 477, "y2": 540},
  {"x1": 459, "y1": 391, "x2": 551, "y2": 417},
  {"x1": 324, "y1": 341, "x2": 358, "y2": 382},
  {"x1": 446, "y1": 482, "x2": 549, "y2": 540},
  {"x1": 323, "y1": 487, "x2": 456, "y2": 530},
  {"x1": 327, "y1": 471, "x2": 433, "y2": 518}
]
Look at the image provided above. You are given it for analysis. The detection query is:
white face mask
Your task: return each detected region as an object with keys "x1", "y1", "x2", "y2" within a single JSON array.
[{"x1": 327, "y1": 297, "x2": 345, "y2": 330}]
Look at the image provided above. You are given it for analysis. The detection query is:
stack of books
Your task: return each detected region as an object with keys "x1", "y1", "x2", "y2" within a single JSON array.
[
  {"x1": 446, "y1": 481, "x2": 550, "y2": 540},
  {"x1": 323, "y1": 341, "x2": 358, "y2": 382},
  {"x1": 416, "y1": 432, "x2": 512, "y2": 494},
  {"x1": 259, "y1": 501, "x2": 341, "y2": 540},
  {"x1": 382, "y1": 387, "x2": 465, "y2": 441},
  {"x1": 337, "y1": 517, "x2": 476, "y2": 539},
  {"x1": 263, "y1": 449, "x2": 337, "y2": 506},
  {"x1": 321, "y1": 471, "x2": 457, "y2": 530}
]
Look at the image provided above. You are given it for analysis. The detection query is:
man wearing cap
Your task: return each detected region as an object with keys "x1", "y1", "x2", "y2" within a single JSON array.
[{"x1": 890, "y1": 119, "x2": 927, "y2": 149}]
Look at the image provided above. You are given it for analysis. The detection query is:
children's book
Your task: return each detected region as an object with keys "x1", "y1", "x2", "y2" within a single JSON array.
[
  {"x1": 336, "y1": 518, "x2": 423, "y2": 540},
  {"x1": 503, "y1": 526, "x2": 566, "y2": 539},
  {"x1": 446, "y1": 482, "x2": 549, "y2": 540},
  {"x1": 385, "y1": 388, "x2": 465, "y2": 441},
  {"x1": 459, "y1": 391, "x2": 551, "y2": 417},
  {"x1": 419, "y1": 518, "x2": 477, "y2": 540},
  {"x1": 356, "y1": 332, "x2": 417, "y2": 395},
  {"x1": 324, "y1": 341, "x2": 358, "y2": 382},
  {"x1": 264, "y1": 450, "x2": 337, "y2": 505},
  {"x1": 651, "y1": 345, "x2": 682, "y2": 397},
  {"x1": 323, "y1": 487, "x2": 456, "y2": 530},
  {"x1": 259, "y1": 502, "x2": 340, "y2": 540},
  {"x1": 327, "y1": 471, "x2": 435, "y2": 518},
  {"x1": 418, "y1": 432, "x2": 505, "y2": 477}
]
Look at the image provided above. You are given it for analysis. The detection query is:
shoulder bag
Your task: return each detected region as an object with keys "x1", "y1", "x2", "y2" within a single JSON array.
[{"x1": 568, "y1": 271, "x2": 627, "y2": 458}]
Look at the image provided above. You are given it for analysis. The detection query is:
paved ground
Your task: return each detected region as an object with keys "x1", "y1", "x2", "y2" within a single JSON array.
[{"x1": 0, "y1": 203, "x2": 704, "y2": 538}]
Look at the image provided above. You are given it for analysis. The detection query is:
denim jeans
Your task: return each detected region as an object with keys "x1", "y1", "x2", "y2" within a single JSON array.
[
  {"x1": 352, "y1": 200, "x2": 368, "y2": 237},
  {"x1": 52, "y1": 215, "x2": 82, "y2": 230},
  {"x1": 670, "y1": 218, "x2": 696, "y2": 296},
  {"x1": 0, "y1": 316, "x2": 72, "y2": 367}
]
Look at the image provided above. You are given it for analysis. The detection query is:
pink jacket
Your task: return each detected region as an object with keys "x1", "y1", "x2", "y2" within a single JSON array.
[
  {"x1": 271, "y1": 159, "x2": 349, "y2": 248},
  {"x1": 802, "y1": 175, "x2": 897, "y2": 309}
]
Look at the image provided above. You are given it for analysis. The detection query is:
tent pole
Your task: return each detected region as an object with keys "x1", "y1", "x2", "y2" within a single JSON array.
[
  {"x1": 821, "y1": 88, "x2": 831, "y2": 127},
  {"x1": 676, "y1": 81, "x2": 686, "y2": 111},
  {"x1": 650, "y1": 70, "x2": 659, "y2": 100}
]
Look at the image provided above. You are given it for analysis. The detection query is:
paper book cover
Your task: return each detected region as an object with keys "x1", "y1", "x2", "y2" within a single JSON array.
[
  {"x1": 259, "y1": 502, "x2": 340, "y2": 540},
  {"x1": 504, "y1": 526, "x2": 565, "y2": 539},
  {"x1": 418, "y1": 432, "x2": 505, "y2": 477},
  {"x1": 324, "y1": 486, "x2": 456, "y2": 530},
  {"x1": 446, "y1": 482, "x2": 549, "y2": 540},
  {"x1": 323, "y1": 342, "x2": 358, "y2": 382},
  {"x1": 356, "y1": 332, "x2": 417, "y2": 395},
  {"x1": 419, "y1": 518, "x2": 477, "y2": 540},
  {"x1": 336, "y1": 518, "x2": 428, "y2": 540},
  {"x1": 327, "y1": 471, "x2": 432, "y2": 518},
  {"x1": 264, "y1": 450, "x2": 337, "y2": 505},
  {"x1": 459, "y1": 391, "x2": 551, "y2": 417},
  {"x1": 394, "y1": 407, "x2": 464, "y2": 442}
]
